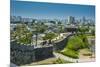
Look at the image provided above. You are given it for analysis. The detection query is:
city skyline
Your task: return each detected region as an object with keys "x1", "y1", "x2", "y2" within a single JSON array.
[{"x1": 11, "y1": 0, "x2": 95, "y2": 20}]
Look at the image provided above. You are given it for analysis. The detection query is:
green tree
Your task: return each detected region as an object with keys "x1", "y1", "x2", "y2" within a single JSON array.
[
  {"x1": 67, "y1": 36, "x2": 84, "y2": 51},
  {"x1": 91, "y1": 29, "x2": 95, "y2": 36},
  {"x1": 78, "y1": 26, "x2": 89, "y2": 34},
  {"x1": 12, "y1": 24, "x2": 33, "y2": 44},
  {"x1": 43, "y1": 33, "x2": 57, "y2": 40}
]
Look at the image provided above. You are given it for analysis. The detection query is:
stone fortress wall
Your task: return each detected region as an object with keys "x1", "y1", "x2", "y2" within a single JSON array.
[{"x1": 10, "y1": 34, "x2": 74, "y2": 65}]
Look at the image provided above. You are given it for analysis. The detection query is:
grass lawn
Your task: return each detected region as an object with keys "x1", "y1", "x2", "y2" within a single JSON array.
[
  {"x1": 60, "y1": 34, "x2": 90, "y2": 59},
  {"x1": 61, "y1": 49, "x2": 79, "y2": 59}
]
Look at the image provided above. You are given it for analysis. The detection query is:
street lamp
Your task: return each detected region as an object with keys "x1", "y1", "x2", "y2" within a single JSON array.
[{"x1": 35, "y1": 33, "x2": 38, "y2": 46}]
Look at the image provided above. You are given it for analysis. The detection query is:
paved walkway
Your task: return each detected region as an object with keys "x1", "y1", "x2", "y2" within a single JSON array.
[
  {"x1": 53, "y1": 52, "x2": 95, "y2": 63},
  {"x1": 53, "y1": 52, "x2": 78, "y2": 63}
]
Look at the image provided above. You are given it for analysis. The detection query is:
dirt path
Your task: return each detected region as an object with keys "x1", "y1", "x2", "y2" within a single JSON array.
[{"x1": 78, "y1": 49, "x2": 95, "y2": 62}]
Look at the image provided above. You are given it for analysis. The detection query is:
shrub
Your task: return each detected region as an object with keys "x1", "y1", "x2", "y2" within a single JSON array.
[
  {"x1": 60, "y1": 35, "x2": 89, "y2": 59},
  {"x1": 54, "y1": 58, "x2": 64, "y2": 64},
  {"x1": 78, "y1": 35, "x2": 89, "y2": 48},
  {"x1": 53, "y1": 58, "x2": 72, "y2": 64},
  {"x1": 60, "y1": 34, "x2": 89, "y2": 59},
  {"x1": 43, "y1": 33, "x2": 57, "y2": 40},
  {"x1": 67, "y1": 36, "x2": 84, "y2": 51}
]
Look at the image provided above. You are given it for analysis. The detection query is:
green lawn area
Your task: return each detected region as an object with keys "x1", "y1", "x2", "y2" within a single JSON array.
[
  {"x1": 61, "y1": 49, "x2": 79, "y2": 59},
  {"x1": 60, "y1": 34, "x2": 90, "y2": 59}
]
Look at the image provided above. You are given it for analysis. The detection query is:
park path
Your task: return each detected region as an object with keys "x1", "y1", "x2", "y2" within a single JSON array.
[
  {"x1": 53, "y1": 52, "x2": 78, "y2": 63},
  {"x1": 53, "y1": 52, "x2": 95, "y2": 63}
]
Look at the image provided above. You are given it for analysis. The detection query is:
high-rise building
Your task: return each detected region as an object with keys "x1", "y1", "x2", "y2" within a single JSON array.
[
  {"x1": 22, "y1": 18, "x2": 32, "y2": 22},
  {"x1": 16, "y1": 16, "x2": 22, "y2": 22},
  {"x1": 67, "y1": 16, "x2": 75, "y2": 24},
  {"x1": 82, "y1": 16, "x2": 86, "y2": 23},
  {"x1": 10, "y1": 16, "x2": 22, "y2": 22}
]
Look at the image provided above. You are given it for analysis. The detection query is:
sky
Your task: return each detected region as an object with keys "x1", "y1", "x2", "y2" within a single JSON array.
[{"x1": 11, "y1": 0, "x2": 95, "y2": 20}]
